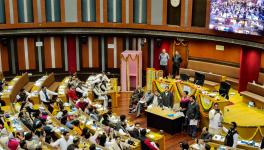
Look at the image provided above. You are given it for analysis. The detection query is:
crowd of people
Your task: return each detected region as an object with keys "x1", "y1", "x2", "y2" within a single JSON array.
[
  {"x1": 0, "y1": 73, "x2": 165, "y2": 150},
  {"x1": 129, "y1": 85, "x2": 244, "y2": 149},
  {"x1": 210, "y1": 0, "x2": 264, "y2": 35}
]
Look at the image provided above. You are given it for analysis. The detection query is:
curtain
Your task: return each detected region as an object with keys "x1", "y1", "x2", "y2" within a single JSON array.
[
  {"x1": 239, "y1": 48, "x2": 261, "y2": 92},
  {"x1": 153, "y1": 40, "x2": 171, "y2": 70},
  {"x1": 67, "y1": 36, "x2": 77, "y2": 73}
]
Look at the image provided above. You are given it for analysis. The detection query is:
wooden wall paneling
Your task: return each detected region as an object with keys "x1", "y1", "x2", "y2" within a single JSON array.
[
  {"x1": 54, "y1": 37, "x2": 62, "y2": 68},
  {"x1": 107, "y1": 37, "x2": 114, "y2": 68},
  {"x1": 5, "y1": 0, "x2": 11, "y2": 24},
  {"x1": 162, "y1": 0, "x2": 167, "y2": 25},
  {"x1": 13, "y1": 0, "x2": 18, "y2": 24},
  {"x1": 81, "y1": 38, "x2": 89, "y2": 68},
  {"x1": 77, "y1": 0, "x2": 82, "y2": 22},
  {"x1": 93, "y1": 36, "x2": 100, "y2": 68},
  {"x1": 122, "y1": 0, "x2": 126, "y2": 23},
  {"x1": 116, "y1": 37, "x2": 123, "y2": 68},
  {"x1": 96, "y1": 0, "x2": 100, "y2": 22},
  {"x1": 188, "y1": 41, "x2": 241, "y2": 64},
  {"x1": 16, "y1": 38, "x2": 25, "y2": 70},
  {"x1": 142, "y1": 41, "x2": 149, "y2": 69},
  {"x1": 60, "y1": 0, "x2": 65, "y2": 22},
  {"x1": 146, "y1": 0, "x2": 151, "y2": 24},
  {"x1": 261, "y1": 52, "x2": 264, "y2": 69},
  {"x1": 27, "y1": 37, "x2": 36, "y2": 69},
  {"x1": 205, "y1": 0, "x2": 210, "y2": 29},
  {"x1": 187, "y1": 0, "x2": 193, "y2": 27},
  {"x1": 103, "y1": 0, "x2": 107, "y2": 23},
  {"x1": 41, "y1": 0, "x2": 46, "y2": 23},
  {"x1": 33, "y1": 0, "x2": 38, "y2": 23},
  {"x1": 180, "y1": 0, "x2": 185, "y2": 27},
  {"x1": 44, "y1": 37, "x2": 51, "y2": 68},
  {"x1": 129, "y1": 0, "x2": 133, "y2": 24},
  {"x1": 0, "y1": 43, "x2": 9, "y2": 72}
]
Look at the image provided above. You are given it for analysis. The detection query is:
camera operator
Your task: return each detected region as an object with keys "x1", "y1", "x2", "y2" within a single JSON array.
[{"x1": 208, "y1": 103, "x2": 223, "y2": 135}]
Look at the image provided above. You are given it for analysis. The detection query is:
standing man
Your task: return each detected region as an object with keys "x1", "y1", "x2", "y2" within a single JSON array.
[
  {"x1": 186, "y1": 95, "x2": 200, "y2": 139},
  {"x1": 223, "y1": 122, "x2": 239, "y2": 148},
  {"x1": 208, "y1": 103, "x2": 223, "y2": 135},
  {"x1": 159, "y1": 49, "x2": 170, "y2": 77},
  {"x1": 160, "y1": 86, "x2": 174, "y2": 108},
  {"x1": 172, "y1": 51, "x2": 182, "y2": 77}
]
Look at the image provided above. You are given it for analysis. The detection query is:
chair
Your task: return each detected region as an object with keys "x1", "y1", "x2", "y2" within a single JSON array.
[
  {"x1": 194, "y1": 72, "x2": 205, "y2": 86},
  {"x1": 219, "y1": 82, "x2": 231, "y2": 100},
  {"x1": 180, "y1": 74, "x2": 190, "y2": 81}
]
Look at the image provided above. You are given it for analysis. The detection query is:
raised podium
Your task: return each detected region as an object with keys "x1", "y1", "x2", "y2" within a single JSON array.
[{"x1": 120, "y1": 50, "x2": 142, "y2": 91}]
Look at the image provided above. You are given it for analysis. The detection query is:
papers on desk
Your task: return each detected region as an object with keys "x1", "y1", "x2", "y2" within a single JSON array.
[
  {"x1": 208, "y1": 92, "x2": 217, "y2": 97},
  {"x1": 183, "y1": 85, "x2": 191, "y2": 94},
  {"x1": 213, "y1": 135, "x2": 225, "y2": 142},
  {"x1": 148, "y1": 134, "x2": 154, "y2": 138},
  {"x1": 167, "y1": 112, "x2": 185, "y2": 118},
  {"x1": 189, "y1": 119, "x2": 198, "y2": 126},
  {"x1": 7, "y1": 86, "x2": 13, "y2": 90}
]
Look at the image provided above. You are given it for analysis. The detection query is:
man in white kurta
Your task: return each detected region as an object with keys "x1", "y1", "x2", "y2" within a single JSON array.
[{"x1": 208, "y1": 103, "x2": 223, "y2": 135}]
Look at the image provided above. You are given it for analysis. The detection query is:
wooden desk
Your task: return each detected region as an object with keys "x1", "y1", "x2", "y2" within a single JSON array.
[
  {"x1": 108, "y1": 91, "x2": 118, "y2": 108},
  {"x1": 212, "y1": 138, "x2": 259, "y2": 150},
  {"x1": 57, "y1": 77, "x2": 70, "y2": 102},
  {"x1": 146, "y1": 131, "x2": 165, "y2": 150},
  {"x1": 1, "y1": 73, "x2": 30, "y2": 105},
  {"x1": 146, "y1": 107, "x2": 184, "y2": 135}
]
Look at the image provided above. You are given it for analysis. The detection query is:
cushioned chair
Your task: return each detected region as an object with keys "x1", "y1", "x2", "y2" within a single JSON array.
[
  {"x1": 194, "y1": 72, "x2": 205, "y2": 86},
  {"x1": 219, "y1": 82, "x2": 231, "y2": 100},
  {"x1": 180, "y1": 74, "x2": 190, "y2": 81}
]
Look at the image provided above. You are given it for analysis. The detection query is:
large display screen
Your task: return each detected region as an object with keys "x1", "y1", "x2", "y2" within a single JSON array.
[{"x1": 209, "y1": 0, "x2": 264, "y2": 36}]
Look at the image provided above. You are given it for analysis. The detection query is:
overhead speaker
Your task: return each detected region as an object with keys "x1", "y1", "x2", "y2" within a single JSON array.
[
  {"x1": 80, "y1": 36, "x2": 87, "y2": 44},
  {"x1": 1, "y1": 38, "x2": 8, "y2": 47}
]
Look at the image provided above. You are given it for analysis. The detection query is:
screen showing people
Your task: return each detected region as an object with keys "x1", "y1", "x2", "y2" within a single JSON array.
[{"x1": 209, "y1": 0, "x2": 264, "y2": 36}]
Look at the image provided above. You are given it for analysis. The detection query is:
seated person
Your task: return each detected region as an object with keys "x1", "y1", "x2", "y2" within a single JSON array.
[
  {"x1": 65, "y1": 112, "x2": 76, "y2": 129},
  {"x1": 101, "y1": 113, "x2": 110, "y2": 126},
  {"x1": 67, "y1": 85, "x2": 78, "y2": 102},
  {"x1": 71, "y1": 120, "x2": 82, "y2": 136},
  {"x1": 93, "y1": 83, "x2": 109, "y2": 109},
  {"x1": 115, "y1": 115, "x2": 134, "y2": 136},
  {"x1": 87, "y1": 107, "x2": 99, "y2": 121},
  {"x1": 76, "y1": 82, "x2": 87, "y2": 98},
  {"x1": 16, "y1": 88, "x2": 30, "y2": 103},
  {"x1": 139, "y1": 129, "x2": 159, "y2": 150},
  {"x1": 24, "y1": 132, "x2": 42, "y2": 150},
  {"x1": 75, "y1": 97, "x2": 88, "y2": 111},
  {"x1": 0, "y1": 79, "x2": 6, "y2": 92},
  {"x1": 129, "y1": 87, "x2": 144, "y2": 112},
  {"x1": 51, "y1": 131, "x2": 74, "y2": 150},
  {"x1": 39, "y1": 86, "x2": 58, "y2": 112},
  {"x1": 130, "y1": 90, "x2": 153, "y2": 117},
  {"x1": 129, "y1": 123, "x2": 141, "y2": 139},
  {"x1": 160, "y1": 86, "x2": 174, "y2": 108},
  {"x1": 52, "y1": 99, "x2": 64, "y2": 115},
  {"x1": 149, "y1": 90, "x2": 162, "y2": 107},
  {"x1": 200, "y1": 127, "x2": 212, "y2": 142}
]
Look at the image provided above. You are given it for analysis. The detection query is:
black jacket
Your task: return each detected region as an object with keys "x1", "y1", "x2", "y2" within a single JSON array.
[{"x1": 160, "y1": 92, "x2": 174, "y2": 108}]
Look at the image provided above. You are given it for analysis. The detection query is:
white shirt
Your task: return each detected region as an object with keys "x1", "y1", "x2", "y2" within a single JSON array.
[
  {"x1": 209, "y1": 109, "x2": 223, "y2": 129},
  {"x1": 152, "y1": 95, "x2": 159, "y2": 107},
  {"x1": 51, "y1": 136, "x2": 74, "y2": 150},
  {"x1": 39, "y1": 89, "x2": 58, "y2": 102}
]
